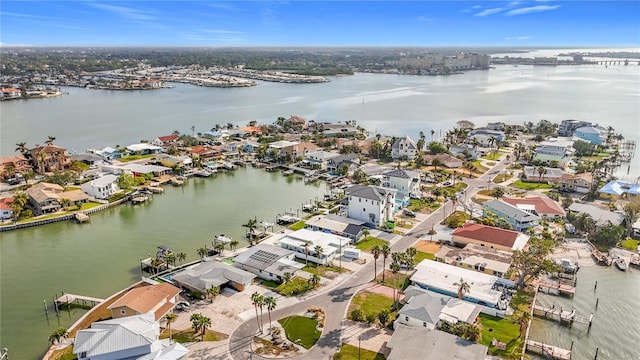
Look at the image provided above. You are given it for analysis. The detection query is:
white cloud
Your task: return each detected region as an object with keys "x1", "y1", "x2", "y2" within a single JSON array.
[
  {"x1": 505, "y1": 36, "x2": 533, "y2": 40},
  {"x1": 416, "y1": 15, "x2": 434, "y2": 22},
  {"x1": 506, "y1": 5, "x2": 561, "y2": 15},
  {"x1": 475, "y1": 7, "x2": 505, "y2": 17},
  {"x1": 461, "y1": 5, "x2": 483, "y2": 13},
  {"x1": 89, "y1": 3, "x2": 156, "y2": 21}
]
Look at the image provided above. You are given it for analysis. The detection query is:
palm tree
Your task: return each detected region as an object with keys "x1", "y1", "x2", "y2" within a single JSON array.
[
  {"x1": 36, "y1": 150, "x2": 47, "y2": 174},
  {"x1": 48, "y1": 327, "x2": 68, "y2": 344},
  {"x1": 309, "y1": 273, "x2": 321, "y2": 288},
  {"x1": 371, "y1": 245, "x2": 381, "y2": 281},
  {"x1": 390, "y1": 262, "x2": 401, "y2": 307},
  {"x1": 199, "y1": 315, "x2": 211, "y2": 341},
  {"x1": 314, "y1": 245, "x2": 324, "y2": 263},
  {"x1": 15, "y1": 142, "x2": 28, "y2": 156},
  {"x1": 492, "y1": 187, "x2": 506, "y2": 199},
  {"x1": 264, "y1": 296, "x2": 277, "y2": 333},
  {"x1": 197, "y1": 247, "x2": 207, "y2": 260},
  {"x1": 165, "y1": 313, "x2": 177, "y2": 343},
  {"x1": 215, "y1": 242, "x2": 225, "y2": 255},
  {"x1": 454, "y1": 278, "x2": 470, "y2": 299},
  {"x1": 537, "y1": 166, "x2": 547, "y2": 182},
  {"x1": 190, "y1": 313, "x2": 202, "y2": 334},
  {"x1": 229, "y1": 240, "x2": 239, "y2": 251},
  {"x1": 516, "y1": 311, "x2": 531, "y2": 338},
  {"x1": 45, "y1": 136, "x2": 56, "y2": 145},
  {"x1": 304, "y1": 241, "x2": 311, "y2": 265},
  {"x1": 361, "y1": 228, "x2": 370, "y2": 240},
  {"x1": 282, "y1": 272, "x2": 292, "y2": 284},
  {"x1": 164, "y1": 252, "x2": 176, "y2": 267},
  {"x1": 206, "y1": 286, "x2": 219, "y2": 303},
  {"x1": 244, "y1": 218, "x2": 258, "y2": 240},
  {"x1": 381, "y1": 244, "x2": 391, "y2": 282},
  {"x1": 177, "y1": 252, "x2": 187, "y2": 265},
  {"x1": 251, "y1": 292, "x2": 264, "y2": 332}
]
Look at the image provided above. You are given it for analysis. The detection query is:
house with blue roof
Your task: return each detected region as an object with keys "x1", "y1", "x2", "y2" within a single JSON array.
[{"x1": 598, "y1": 180, "x2": 640, "y2": 200}]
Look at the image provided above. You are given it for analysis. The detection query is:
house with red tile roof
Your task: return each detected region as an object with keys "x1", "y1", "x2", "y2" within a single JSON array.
[
  {"x1": 1, "y1": 87, "x2": 21, "y2": 99},
  {"x1": 451, "y1": 223, "x2": 530, "y2": 252},
  {"x1": 0, "y1": 155, "x2": 33, "y2": 175},
  {"x1": 190, "y1": 145, "x2": 223, "y2": 160},
  {"x1": 152, "y1": 134, "x2": 179, "y2": 147},
  {"x1": 501, "y1": 196, "x2": 565, "y2": 218},
  {"x1": 239, "y1": 125, "x2": 263, "y2": 135},
  {"x1": 108, "y1": 283, "x2": 181, "y2": 321},
  {"x1": 0, "y1": 197, "x2": 14, "y2": 220},
  {"x1": 282, "y1": 142, "x2": 320, "y2": 158},
  {"x1": 29, "y1": 144, "x2": 71, "y2": 173}
]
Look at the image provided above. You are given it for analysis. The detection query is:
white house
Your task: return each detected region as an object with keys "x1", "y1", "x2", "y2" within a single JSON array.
[
  {"x1": 345, "y1": 185, "x2": 397, "y2": 227},
  {"x1": 233, "y1": 244, "x2": 304, "y2": 282},
  {"x1": 81, "y1": 174, "x2": 119, "y2": 200},
  {"x1": 304, "y1": 150, "x2": 339, "y2": 170},
  {"x1": 0, "y1": 197, "x2": 14, "y2": 220},
  {"x1": 391, "y1": 136, "x2": 417, "y2": 160},
  {"x1": 277, "y1": 229, "x2": 345, "y2": 265},
  {"x1": 382, "y1": 169, "x2": 421, "y2": 199},
  {"x1": 533, "y1": 138, "x2": 574, "y2": 166},
  {"x1": 73, "y1": 313, "x2": 189, "y2": 360}
]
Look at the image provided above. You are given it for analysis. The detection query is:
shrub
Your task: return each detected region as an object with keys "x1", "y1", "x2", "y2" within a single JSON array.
[{"x1": 350, "y1": 309, "x2": 364, "y2": 321}]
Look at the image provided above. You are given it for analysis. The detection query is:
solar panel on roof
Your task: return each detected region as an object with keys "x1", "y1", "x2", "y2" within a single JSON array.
[{"x1": 249, "y1": 250, "x2": 279, "y2": 264}]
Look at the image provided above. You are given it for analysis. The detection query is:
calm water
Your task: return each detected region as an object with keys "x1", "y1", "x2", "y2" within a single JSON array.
[
  {"x1": 529, "y1": 264, "x2": 640, "y2": 360},
  {"x1": 0, "y1": 169, "x2": 325, "y2": 359},
  {"x1": 1, "y1": 63, "x2": 640, "y2": 359}
]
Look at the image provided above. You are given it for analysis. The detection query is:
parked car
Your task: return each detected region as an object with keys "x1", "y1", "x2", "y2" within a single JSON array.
[{"x1": 403, "y1": 209, "x2": 416, "y2": 218}]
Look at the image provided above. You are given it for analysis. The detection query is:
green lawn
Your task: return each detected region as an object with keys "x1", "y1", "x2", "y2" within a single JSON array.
[
  {"x1": 510, "y1": 180, "x2": 553, "y2": 190},
  {"x1": 349, "y1": 291, "x2": 394, "y2": 318},
  {"x1": 510, "y1": 289, "x2": 534, "y2": 313},
  {"x1": 276, "y1": 277, "x2": 315, "y2": 296},
  {"x1": 278, "y1": 315, "x2": 322, "y2": 349},
  {"x1": 478, "y1": 314, "x2": 522, "y2": 357},
  {"x1": 414, "y1": 251, "x2": 435, "y2": 263},
  {"x1": 334, "y1": 344, "x2": 386, "y2": 360},
  {"x1": 492, "y1": 173, "x2": 513, "y2": 184},
  {"x1": 118, "y1": 154, "x2": 155, "y2": 162},
  {"x1": 482, "y1": 152, "x2": 502, "y2": 161},
  {"x1": 376, "y1": 270, "x2": 410, "y2": 290},
  {"x1": 161, "y1": 329, "x2": 226, "y2": 342},
  {"x1": 289, "y1": 221, "x2": 306, "y2": 230},
  {"x1": 355, "y1": 237, "x2": 389, "y2": 252},
  {"x1": 303, "y1": 263, "x2": 348, "y2": 278},
  {"x1": 470, "y1": 160, "x2": 490, "y2": 173},
  {"x1": 443, "y1": 210, "x2": 470, "y2": 228},
  {"x1": 620, "y1": 239, "x2": 640, "y2": 251}
]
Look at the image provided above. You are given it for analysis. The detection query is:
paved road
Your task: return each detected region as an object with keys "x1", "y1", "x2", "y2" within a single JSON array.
[{"x1": 228, "y1": 155, "x2": 511, "y2": 359}]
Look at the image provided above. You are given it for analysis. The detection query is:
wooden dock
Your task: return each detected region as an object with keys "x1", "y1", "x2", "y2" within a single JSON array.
[
  {"x1": 538, "y1": 281, "x2": 575, "y2": 296},
  {"x1": 131, "y1": 195, "x2": 149, "y2": 204},
  {"x1": 74, "y1": 212, "x2": 90, "y2": 223},
  {"x1": 533, "y1": 304, "x2": 575, "y2": 324},
  {"x1": 591, "y1": 248, "x2": 612, "y2": 266},
  {"x1": 525, "y1": 340, "x2": 571, "y2": 360},
  {"x1": 55, "y1": 293, "x2": 105, "y2": 308}
]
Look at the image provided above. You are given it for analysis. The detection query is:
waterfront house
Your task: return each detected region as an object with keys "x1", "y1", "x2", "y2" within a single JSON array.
[
  {"x1": 73, "y1": 313, "x2": 189, "y2": 360},
  {"x1": 281, "y1": 141, "x2": 320, "y2": 159},
  {"x1": 336, "y1": 139, "x2": 371, "y2": 156},
  {"x1": 468, "y1": 128, "x2": 505, "y2": 146},
  {"x1": 155, "y1": 154, "x2": 192, "y2": 169},
  {"x1": 345, "y1": 185, "x2": 397, "y2": 227},
  {"x1": 386, "y1": 325, "x2": 488, "y2": 360},
  {"x1": 421, "y1": 154, "x2": 463, "y2": 168},
  {"x1": 29, "y1": 144, "x2": 71, "y2": 173},
  {"x1": 233, "y1": 244, "x2": 303, "y2": 282},
  {"x1": 483, "y1": 199, "x2": 540, "y2": 232},
  {"x1": 501, "y1": 196, "x2": 565, "y2": 219},
  {"x1": 126, "y1": 143, "x2": 163, "y2": 155},
  {"x1": 151, "y1": 134, "x2": 180, "y2": 148},
  {"x1": 190, "y1": 145, "x2": 223, "y2": 160},
  {"x1": 1, "y1": 87, "x2": 22, "y2": 99},
  {"x1": 241, "y1": 140, "x2": 262, "y2": 154},
  {"x1": 449, "y1": 144, "x2": 478, "y2": 160},
  {"x1": 533, "y1": 138, "x2": 574, "y2": 166},
  {"x1": 0, "y1": 197, "x2": 14, "y2": 220},
  {"x1": 382, "y1": 169, "x2": 421, "y2": 201},
  {"x1": 284, "y1": 115, "x2": 307, "y2": 132},
  {"x1": 90, "y1": 146, "x2": 122, "y2": 160},
  {"x1": 558, "y1": 119, "x2": 593, "y2": 136},
  {"x1": 304, "y1": 150, "x2": 339, "y2": 170},
  {"x1": 268, "y1": 140, "x2": 299, "y2": 150},
  {"x1": 567, "y1": 203, "x2": 625, "y2": 226},
  {"x1": 81, "y1": 174, "x2": 119, "y2": 200},
  {"x1": 451, "y1": 223, "x2": 530, "y2": 251},
  {"x1": 277, "y1": 229, "x2": 345, "y2": 265},
  {"x1": 326, "y1": 153, "x2": 360, "y2": 175},
  {"x1": 322, "y1": 125, "x2": 358, "y2": 137},
  {"x1": 108, "y1": 283, "x2": 181, "y2": 321},
  {"x1": 304, "y1": 214, "x2": 366, "y2": 243},
  {"x1": 120, "y1": 164, "x2": 171, "y2": 177},
  {"x1": 559, "y1": 172, "x2": 593, "y2": 193},
  {"x1": 410, "y1": 260, "x2": 505, "y2": 310},
  {"x1": 521, "y1": 166, "x2": 564, "y2": 183},
  {"x1": 172, "y1": 260, "x2": 255, "y2": 293},
  {"x1": 0, "y1": 155, "x2": 33, "y2": 175},
  {"x1": 391, "y1": 136, "x2": 417, "y2": 160},
  {"x1": 575, "y1": 126, "x2": 604, "y2": 145},
  {"x1": 394, "y1": 286, "x2": 481, "y2": 330},
  {"x1": 25, "y1": 182, "x2": 64, "y2": 215},
  {"x1": 435, "y1": 244, "x2": 513, "y2": 278},
  {"x1": 238, "y1": 125, "x2": 263, "y2": 136},
  {"x1": 70, "y1": 153, "x2": 105, "y2": 167},
  {"x1": 598, "y1": 180, "x2": 640, "y2": 200}
]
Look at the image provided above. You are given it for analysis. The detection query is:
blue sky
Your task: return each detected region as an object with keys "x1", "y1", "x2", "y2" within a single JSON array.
[{"x1": 1, "y1": 1, "x2": 638, "y2": 47}]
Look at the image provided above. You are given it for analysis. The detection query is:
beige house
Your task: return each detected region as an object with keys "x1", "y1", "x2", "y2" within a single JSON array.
[
  {"x1": 559, "y1": 172, "x2": 593, "y2": 193},
  {"x1": 108, "y1": 283, "x2": 181, "y2": 321},
  {"x1": 29, "y1": 144, "x2": 71, "y2": 173}
]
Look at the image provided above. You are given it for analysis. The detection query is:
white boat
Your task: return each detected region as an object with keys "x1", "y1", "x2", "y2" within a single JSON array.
[
  {"x1": 213, "y1": 234, "x2": 232, "y2": 245},
  {"x1": 615, "y1": 257, "x2": 628, "y2": 271},
  {"x1": 282, "y1": 170, "x2": 294, "y2": 176}
]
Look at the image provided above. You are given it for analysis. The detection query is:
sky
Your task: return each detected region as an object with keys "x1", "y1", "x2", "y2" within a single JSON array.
[{"x1": 1, "y1": 1, "x2": 639, "y2": 47}]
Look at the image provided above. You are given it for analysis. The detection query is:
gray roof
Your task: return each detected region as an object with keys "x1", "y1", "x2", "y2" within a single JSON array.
[
  {"x1": 345, "y1": 185, "x2": 397, "y2": 202},
  {"x1": 568, "y1": 203, "x2": 625, "y2": 226},
  {"x1": 522, "y1": 166, "x2": 564, "y2": 179},
  {"x1": 233, "y1": 244, "x2": 293, "y2": 271},
  {"x1": 74, "y1": 314, "x2": 157, "y2": 358},
  {"x1": 328, "y1": 153, "x2": 359, "y2": 164},
  {"x1": 87, "y1": 174, "x2": 118, "y2": 187},
  {"x1": 391, "y1": 136, "x2": 416, "y2": 150},
  {"x1": 172, "y1": 261, "x2": 255, "y2": 293},
  {"x1": 398, "y1": 286, "x2": 450, "y2": 324},
  {"x1": 387, "y1": 325, "x2": 488, "y2": 360},
  {"x1": 383, "y1": 169, "x2": 420, "y2": 179},
  {"x1": 483, "y1": 199, "x2": 540, "y2": 223}
]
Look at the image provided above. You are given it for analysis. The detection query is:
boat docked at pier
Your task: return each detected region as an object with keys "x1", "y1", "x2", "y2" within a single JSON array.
[
  {"x1": 630, "y1": 254, "x2": 640, "y2": 269},
  {"x1": 213, "y1": 234, "x2": 232, "y2": 245},
  {"x1": 615, "y1": 257, "x2": 628, "y2": 271},
  {"x1": 591, "y1": 248, "x2": 612, "y2": 266}
]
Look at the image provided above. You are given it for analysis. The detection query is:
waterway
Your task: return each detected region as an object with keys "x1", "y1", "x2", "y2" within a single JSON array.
[
  {"x1": 1, "y1": 62, "x2": 639, "y2": 359},
  {"x1": 0, "y1": 168, "x2": 326, "y2": 360},
  {"x1": 529, "y1": 263, "x2": 640, "y2": 360}
]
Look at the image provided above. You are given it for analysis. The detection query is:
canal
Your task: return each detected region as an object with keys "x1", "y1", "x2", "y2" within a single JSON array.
[{"x1": 0, "y1": 168, "x2": 326, "y2": 360}]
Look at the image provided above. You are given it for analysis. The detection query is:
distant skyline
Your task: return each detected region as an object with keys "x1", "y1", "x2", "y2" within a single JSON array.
[{"x1": 1, "y1": 1, "x2": 639, "y2": 47}]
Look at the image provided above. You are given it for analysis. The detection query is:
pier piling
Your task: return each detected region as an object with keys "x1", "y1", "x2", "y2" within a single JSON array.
[
  {"x1": 594, "y1": 281, "x2": 597, "y2": 291},
  {"x1": 595, "y1": 298, "x2": 599, "y2": 309},
  {"x1": 594, "y1": 347, "x2": 599, "y2": 359},
  {"x1": 43, "y1": 300, "x2": 48, "y2": 315}
]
